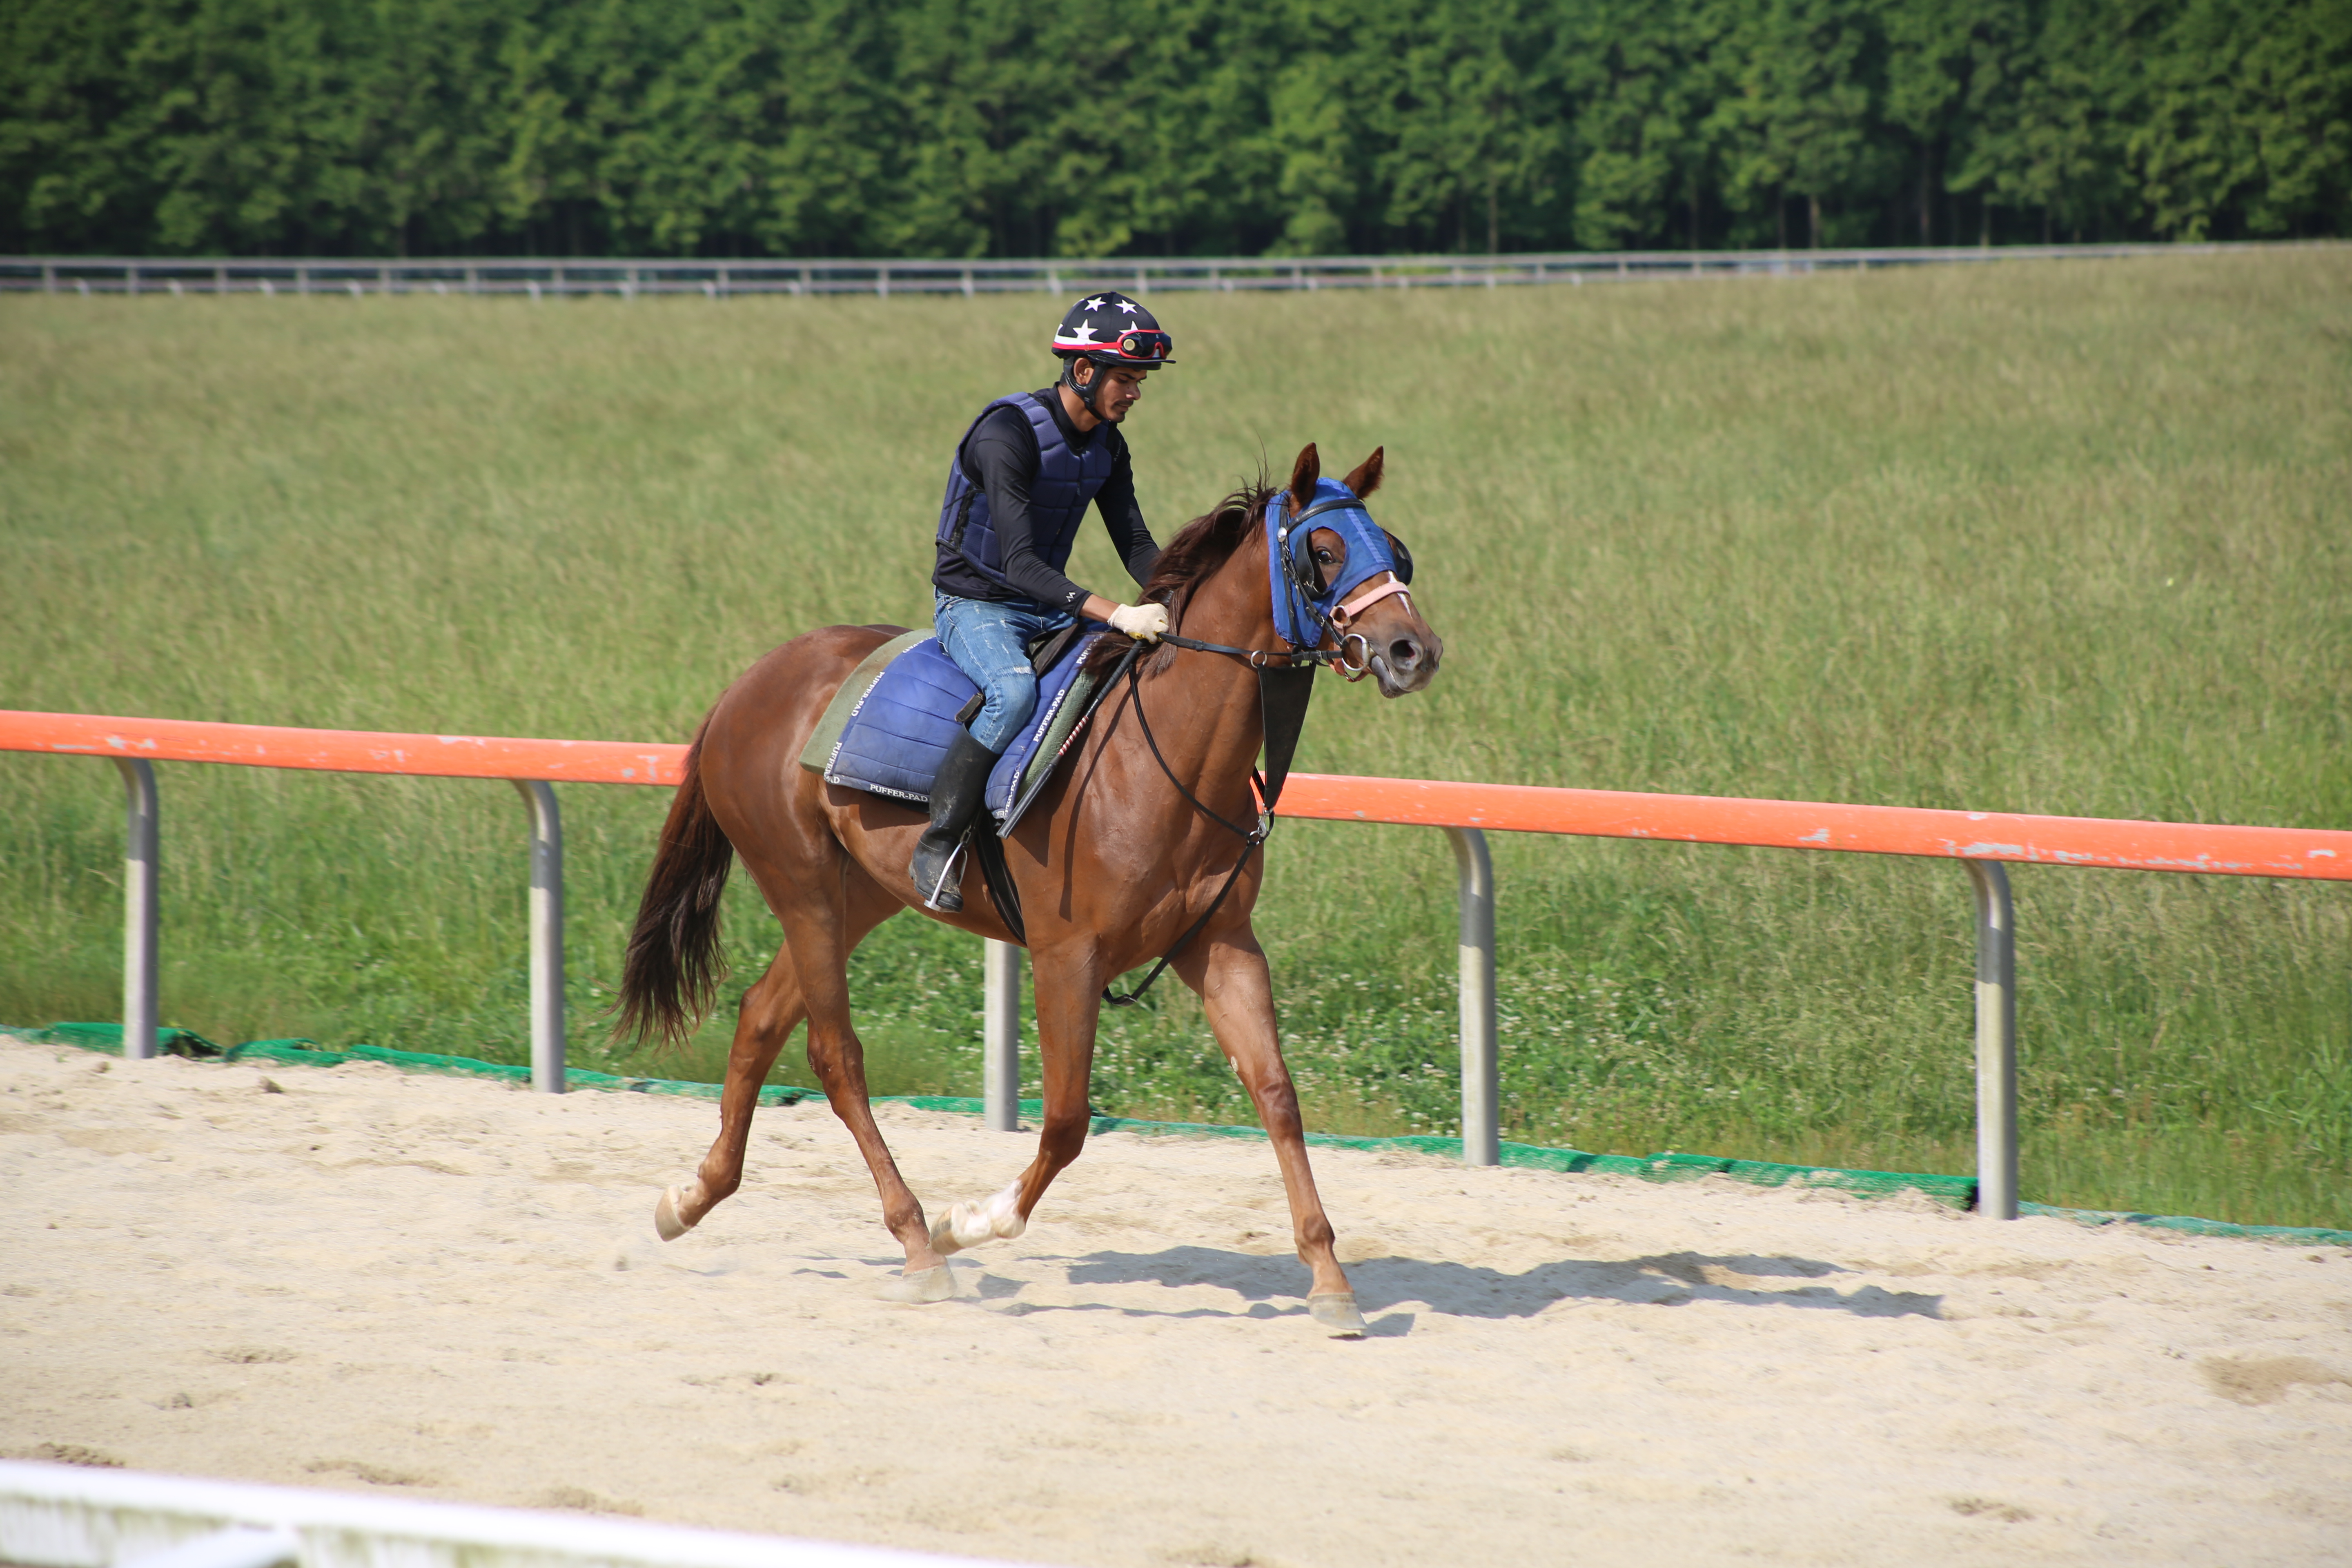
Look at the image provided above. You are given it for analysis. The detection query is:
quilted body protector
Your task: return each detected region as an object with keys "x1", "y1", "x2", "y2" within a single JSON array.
[{"x1": 934, "y1": 392, "x2": 1115, "y2": 600}]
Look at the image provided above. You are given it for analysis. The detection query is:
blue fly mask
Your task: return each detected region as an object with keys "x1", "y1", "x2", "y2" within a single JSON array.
[{"x1": 1265, "y1": 479, "x2": 1417, "y2": 668}]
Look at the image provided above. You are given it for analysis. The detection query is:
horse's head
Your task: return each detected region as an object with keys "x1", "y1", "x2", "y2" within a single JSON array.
[{"x1": 1271, "y1": 443, "x2": 1443, "y2": 697}]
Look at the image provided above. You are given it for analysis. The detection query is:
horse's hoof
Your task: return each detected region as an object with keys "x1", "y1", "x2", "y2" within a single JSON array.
[
  {"x1": 881, "y1": 1265, "x2": 956, "y2": 1304},
  {"x1": 1308, "y1": 1292, "x2": 1365, "y2": 1338},
  {"x1": 653, "y1": 1185, "x2": 695, "y2": 1242}
]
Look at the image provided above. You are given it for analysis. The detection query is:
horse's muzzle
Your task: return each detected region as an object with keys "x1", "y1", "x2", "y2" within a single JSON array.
[{"x1": 1369, "y1": 628, "x2": 1441, "y2": 697}]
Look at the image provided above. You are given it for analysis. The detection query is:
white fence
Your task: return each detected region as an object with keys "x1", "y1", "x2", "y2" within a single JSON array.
[
  {"x1": 2, "y1": 242, "x2": 2328, "y2": 299},
  {"x1": 0, "y1": 1462, "x2": 1019, "y2": 1568}
]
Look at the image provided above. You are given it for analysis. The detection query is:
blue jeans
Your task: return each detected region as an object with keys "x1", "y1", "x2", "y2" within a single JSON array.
[{"x1": 934, "y1": 591, "x2": 1074, "y2": 753}]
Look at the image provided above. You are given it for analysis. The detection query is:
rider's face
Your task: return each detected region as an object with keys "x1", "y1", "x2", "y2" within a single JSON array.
[{"x1": 1081, "y1": 362, "x2": 1149, "y2": 422}]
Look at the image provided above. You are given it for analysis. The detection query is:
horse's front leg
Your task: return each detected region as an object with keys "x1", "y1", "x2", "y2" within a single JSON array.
[
  {"x1": 927, "y1": 940, "x2": 1103, "y2": 1257},
  {"x1": 1178, "y1": 928, "x2": 1363, "y2": 1336}
]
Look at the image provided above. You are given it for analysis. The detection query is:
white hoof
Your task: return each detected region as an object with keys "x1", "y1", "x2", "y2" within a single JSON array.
[
  {"x1": 881, "y1": 1265, "x2": 956, "y2": 1304},
  {"x1": 1308, "y1": 1292, "x2": 1366, "y2": 1338},
  {"x1": 653, "y1": 1184, "x2": 695, "y2": 1242},
  {"x1": 927, "y1": 1180, "x2": 1028, "y2": 1257}
]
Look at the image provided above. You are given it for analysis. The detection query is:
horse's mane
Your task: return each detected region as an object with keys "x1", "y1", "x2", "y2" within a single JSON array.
[{"x1": 1085, "y1": 475, "x2": 1273, "y2": 677}]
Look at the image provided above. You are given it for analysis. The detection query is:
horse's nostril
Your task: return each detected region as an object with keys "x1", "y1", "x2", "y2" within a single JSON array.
[{"x1": 1390, "y1": 637, "x2": 1422, "y2": 669}]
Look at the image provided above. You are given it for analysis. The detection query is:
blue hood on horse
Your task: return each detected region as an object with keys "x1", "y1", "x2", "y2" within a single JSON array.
[{"x1": 1265, "y1": 478, "x2": 1416, "y2": 652}]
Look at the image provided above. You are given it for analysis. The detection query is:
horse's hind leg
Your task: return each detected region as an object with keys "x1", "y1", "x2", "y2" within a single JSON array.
[
  {"x1": 655, "y1": 871, "x2": 897, "y2": 1241},
  {"x1": 782, "y1": 870, "x2": 954, "y2": 1301},
  {"x1": 655, "y1": 944, "x2": 809, "y2": 1239}
]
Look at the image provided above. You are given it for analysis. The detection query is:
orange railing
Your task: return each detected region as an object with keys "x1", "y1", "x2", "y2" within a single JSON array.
[
  {"x1": 8, "y1": 708, "x2": 2349, "y2": 1213},
  {"x1": 8, "y1": 709, "x2": 2344, "y2": 878}
]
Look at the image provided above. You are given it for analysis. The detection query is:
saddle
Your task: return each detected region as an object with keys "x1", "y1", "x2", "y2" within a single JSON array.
[{"x1": 797, "y1": 622, "x2": 1118, "y2": 837}]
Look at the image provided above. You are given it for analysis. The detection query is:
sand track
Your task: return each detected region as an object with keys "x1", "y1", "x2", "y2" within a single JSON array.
[{"x1": 2, "y1": 1038, "x2": 2347, "y2": 1566}]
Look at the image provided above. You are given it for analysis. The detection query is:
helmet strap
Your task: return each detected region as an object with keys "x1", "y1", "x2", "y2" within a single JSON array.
[{"x1": 1062, "y1": 355, "x2": 1103, "y2": 414}]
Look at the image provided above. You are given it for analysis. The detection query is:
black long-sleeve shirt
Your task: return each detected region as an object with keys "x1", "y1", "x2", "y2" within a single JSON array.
[{"x1": 932, "y1": 389, "x2": 1160, "y2": 610}]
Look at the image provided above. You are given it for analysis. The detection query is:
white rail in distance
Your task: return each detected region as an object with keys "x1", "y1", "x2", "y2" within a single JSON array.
[
  {"x1": 4, "y1": 242, "x2": 2332, "y2": 299},
  {"x1": 0, "y1": 1462, "x2": 1023, "y2": 1568}
]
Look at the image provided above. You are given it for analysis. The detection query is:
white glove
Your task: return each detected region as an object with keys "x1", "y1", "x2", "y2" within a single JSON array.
[{"x1": 1108, "y1": 601, "x2": 1170, "y2": 642}]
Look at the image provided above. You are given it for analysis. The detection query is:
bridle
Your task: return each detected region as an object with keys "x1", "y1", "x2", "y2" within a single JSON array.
[
  {"x1": 1139, "y1": 484, "x2": 1417, "y2": 674},
  {"x1": 1269, "y1": 486, "x2": 1416, "y2": 680},
  {"x1": 1097, "y1": 489, "x2": 1414, "y2": 1007}
]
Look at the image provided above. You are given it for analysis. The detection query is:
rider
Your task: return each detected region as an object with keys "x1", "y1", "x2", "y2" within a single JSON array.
[{"x1": 911, "y1": 290, "x2": 1175, "y2": 911}]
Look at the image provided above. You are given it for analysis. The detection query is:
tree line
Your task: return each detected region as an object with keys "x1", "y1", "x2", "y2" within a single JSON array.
[{"x1": 4, "y1": 0, "x2": 2346, "y2": 259}]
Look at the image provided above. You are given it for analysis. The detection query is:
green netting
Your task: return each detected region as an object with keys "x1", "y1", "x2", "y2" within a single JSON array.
[
  {"x1": 15, "y1": 1022, "x2": 2349, "y2": 1247},
  {"x1": 14, "y1": 1024, "x2": 817, "y2": 1107},
  {"x1": 33, "y1": 1021, "x2": 229, "y2": 1058}
]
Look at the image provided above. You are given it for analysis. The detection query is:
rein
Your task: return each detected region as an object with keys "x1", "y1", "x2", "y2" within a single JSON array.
[
  {"x1": 1155, "y1": 630, "x2": 1331, "y2": 668},
  {"x1": 1098, "y1": 633, "x2": 1323, "y2": 1009},
  {"x1": 1098, "y1": 653, "x2": 1272, "y2": 1009}
]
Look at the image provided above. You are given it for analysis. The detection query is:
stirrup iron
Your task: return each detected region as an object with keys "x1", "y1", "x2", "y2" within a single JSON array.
[{"x1": 921, "y1": 839, "x2": 969, "y2": 912}]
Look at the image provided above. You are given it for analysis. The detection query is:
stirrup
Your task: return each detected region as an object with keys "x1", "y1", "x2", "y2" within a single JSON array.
[{"x1": 920, "y1": 840, "x2": 969, "y2": 912}]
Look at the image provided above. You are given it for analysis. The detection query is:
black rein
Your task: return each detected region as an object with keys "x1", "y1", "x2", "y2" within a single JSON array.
[{"x1": 1097, "y1": 630, "x2": 1324, "y2": 1009}]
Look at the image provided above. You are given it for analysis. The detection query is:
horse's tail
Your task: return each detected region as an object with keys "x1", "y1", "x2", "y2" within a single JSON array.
[{"x1": 613, "y1": 723, "x2": 734, "y2": 1053}]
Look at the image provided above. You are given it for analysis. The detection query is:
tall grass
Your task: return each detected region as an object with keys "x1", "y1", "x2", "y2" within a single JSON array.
[{"x1": 2, "y1": 253, "x2": 2346, "y2": 1226}]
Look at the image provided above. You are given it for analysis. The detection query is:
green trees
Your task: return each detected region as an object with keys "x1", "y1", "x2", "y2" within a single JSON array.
[{"x1": 2, "y1": 0, "x2": 2345, "y2": 256}]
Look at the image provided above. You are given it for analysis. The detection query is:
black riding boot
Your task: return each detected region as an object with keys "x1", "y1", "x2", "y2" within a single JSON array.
[{"x1": 908, "y1": 730, "x2": 1000, "y2": 913}]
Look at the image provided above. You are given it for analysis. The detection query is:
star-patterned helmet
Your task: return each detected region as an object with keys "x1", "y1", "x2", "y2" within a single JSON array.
[{"x1": 1051, "y1": 291, "x2": 1174, "y2": 368}]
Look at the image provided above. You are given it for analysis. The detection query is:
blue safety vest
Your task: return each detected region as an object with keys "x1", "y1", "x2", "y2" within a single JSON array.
[{"x1": 935, "y1": 393, "x2": 1114, "y2": 598}]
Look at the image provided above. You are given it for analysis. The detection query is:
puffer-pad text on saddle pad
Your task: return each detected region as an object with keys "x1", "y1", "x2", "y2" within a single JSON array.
[{"x1": 799, "y1": 627, "x2": 1114, "y2": 829}]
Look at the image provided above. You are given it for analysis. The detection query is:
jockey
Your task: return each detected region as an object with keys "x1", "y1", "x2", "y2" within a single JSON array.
[{"x1": 912, "y1": 290, "x2": 1175, "y2": 911}]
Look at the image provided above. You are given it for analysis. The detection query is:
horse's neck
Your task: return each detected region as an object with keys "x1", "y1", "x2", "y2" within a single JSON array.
[{"x1": 1121, "y1": 542, "x2": 1283, "y2": 813}]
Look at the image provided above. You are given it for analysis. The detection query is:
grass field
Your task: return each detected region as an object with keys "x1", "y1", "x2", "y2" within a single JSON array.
[{"x1": 3, "y1": 251, "x2": 2347, "y2": 1227}]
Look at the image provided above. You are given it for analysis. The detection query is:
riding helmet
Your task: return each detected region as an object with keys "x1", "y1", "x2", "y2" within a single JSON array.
[{"x1": 1051, "y1": 291, "x2": 1174, "y2": 370}]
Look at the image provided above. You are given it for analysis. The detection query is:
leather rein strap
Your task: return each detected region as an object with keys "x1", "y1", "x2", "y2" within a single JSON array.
[
  {"x1": 1100, "y1": 653, "x2": 1268, "y2": 1009},
  {"x1": 1098, "y1": 633, "x2": 1320, "y2": 1009}
]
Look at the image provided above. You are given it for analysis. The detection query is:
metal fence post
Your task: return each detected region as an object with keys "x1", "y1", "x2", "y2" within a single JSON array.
[
  {"x1": 1445, "y1": 827, "x2": 1498, "y2": 1165},
  {"x1": 511, "y1": 781, "x2": 565, "y2": 1093},
  {"x1": 983, "y1": 940, "x2": 1022, "y2": 1130},
  {"x1": 113, "y1": 760, "x2": 159, "y2": 1060},
  {"x1": 1967, "y1": 860, "x2": 2018, "y2": 1218}
]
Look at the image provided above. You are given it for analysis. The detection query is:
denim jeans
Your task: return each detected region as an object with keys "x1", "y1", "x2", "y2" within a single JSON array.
[{"x1": 933, "y1": 590, "x2": 1074, "y2": 753}]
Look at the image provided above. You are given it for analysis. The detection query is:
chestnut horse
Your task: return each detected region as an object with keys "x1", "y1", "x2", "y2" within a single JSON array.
[{"x1": 615, "y1": 443, "x2": 1441, "y2": 1334}]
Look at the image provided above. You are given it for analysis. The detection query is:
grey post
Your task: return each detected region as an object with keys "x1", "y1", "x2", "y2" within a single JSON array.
[
  {"x1": 1446, "y1": 827, "x2": 1498, "y2": 1165},
  {"x1": 114, "y1": 760, "x2": 159, "y2": 1060},
  {"x1": 983, "y1": 939, "x2": 1022, "y2": 1130},
  {"x1": 511, "y1": 781, "x2": 565, "y2": 1093},
  {"x1": 1967, "y1": 860, "x2": 2018, "y2": 1218}
]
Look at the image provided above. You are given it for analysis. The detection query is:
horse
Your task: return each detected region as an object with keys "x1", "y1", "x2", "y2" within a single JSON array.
[{"x1": 613, "y1": 442, "x2": 1442, "y2": 1335}]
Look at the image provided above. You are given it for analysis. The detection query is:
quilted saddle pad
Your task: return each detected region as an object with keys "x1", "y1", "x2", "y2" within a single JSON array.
[{"x1": 799, "y1": 626, "x2": 1120, "y2": 833}]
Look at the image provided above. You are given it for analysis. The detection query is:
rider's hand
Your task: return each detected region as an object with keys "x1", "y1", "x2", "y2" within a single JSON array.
[{"x1": 1109, "y1": 602, "x2": 1170, "y2": 643}]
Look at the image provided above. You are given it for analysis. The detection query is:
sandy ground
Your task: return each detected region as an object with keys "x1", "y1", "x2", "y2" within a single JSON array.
[{"x1": 2, "y1": 1037, "x2": 2348, "y2": 1567}]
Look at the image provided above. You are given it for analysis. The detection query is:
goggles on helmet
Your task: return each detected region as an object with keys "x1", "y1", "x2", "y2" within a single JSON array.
[{"x1": 1112, "y1": 329, "x2": 1172, "y2": 361}]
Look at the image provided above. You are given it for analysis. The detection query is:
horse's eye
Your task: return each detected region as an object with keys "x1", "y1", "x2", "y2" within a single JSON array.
[{"x1": 1314, "y1": 548, "x2": 1335, "y2": 564}]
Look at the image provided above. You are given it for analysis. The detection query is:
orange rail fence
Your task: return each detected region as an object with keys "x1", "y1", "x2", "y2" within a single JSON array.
[
  {"x1": 7, "y1": 707, "x2": 2350, "y2": 1214},
  {"x1": 1276, "y1": 775, "x2": 2352, "y2": 880},
  {"x1": 7, "y1": 709, "x2": 2344, "y2": 878}
]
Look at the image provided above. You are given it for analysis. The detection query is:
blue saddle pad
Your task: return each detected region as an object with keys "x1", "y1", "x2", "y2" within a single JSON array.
[{"x1": 820, "y1": 631, "x2": 1114, "y2": 827}]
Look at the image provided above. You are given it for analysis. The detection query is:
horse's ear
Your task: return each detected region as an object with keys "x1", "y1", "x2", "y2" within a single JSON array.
[
  {"x1": 1340, "y1": 446, "x2": 1384, "y2": 500},
  {"x1": 1286, "y1": 444, "x2": 1321, "y2": 513}
]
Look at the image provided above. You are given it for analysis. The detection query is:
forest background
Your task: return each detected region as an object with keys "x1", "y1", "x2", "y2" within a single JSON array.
[{"x1": 4, "y1": 0, "x2": 2349, "y2": 261}]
